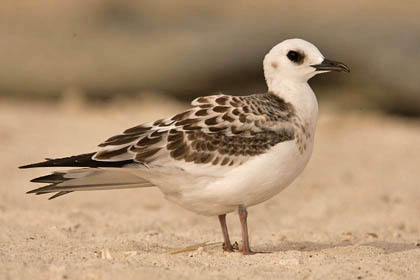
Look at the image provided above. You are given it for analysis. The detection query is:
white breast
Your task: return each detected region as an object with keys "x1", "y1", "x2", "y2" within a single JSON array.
[
  {"x1": 167, "y1": 133, "x2": 314, "y2": 216},
  {"x1": 162, "y1": 83, "x2": 318, "y2": 216}
]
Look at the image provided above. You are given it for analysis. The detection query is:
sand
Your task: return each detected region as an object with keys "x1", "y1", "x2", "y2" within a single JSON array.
[{"x1": 1, "y1": 98, "x2": 420, "y2": 279}]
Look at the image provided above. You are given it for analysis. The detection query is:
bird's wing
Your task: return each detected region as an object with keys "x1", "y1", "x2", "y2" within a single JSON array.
[
  {"x1": 93, "y1": 93, "x2": 297, "y2": 169},
  {"x1": 21, "y1": 93, "x2": 298, "y2": 199}
]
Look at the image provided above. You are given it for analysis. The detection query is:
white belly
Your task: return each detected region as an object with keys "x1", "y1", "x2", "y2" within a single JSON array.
[
  {"x1": 160, "y1": 85, "x2": 318, "y2": 216},
  {"x1": 163, "y1": 138, "x2": 314, "y2": 216}
]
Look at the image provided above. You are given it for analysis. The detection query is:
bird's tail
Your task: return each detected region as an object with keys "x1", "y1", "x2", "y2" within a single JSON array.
[{"x1": 26, "y1": 168, "x2": 154, "y2": 200}]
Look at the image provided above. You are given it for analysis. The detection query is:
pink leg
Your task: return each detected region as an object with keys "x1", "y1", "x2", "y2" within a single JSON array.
[
  {"x1": 238, "y1": 205, "x2": 255, "y2": 255},
  {"x1": 218, "y1": 214, "x2": 234, "y2": 252}
]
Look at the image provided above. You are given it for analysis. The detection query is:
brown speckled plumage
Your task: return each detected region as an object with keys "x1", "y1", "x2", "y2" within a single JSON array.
[{"x1": 94, "y1": 92, "x2": 300, "y2": 166}]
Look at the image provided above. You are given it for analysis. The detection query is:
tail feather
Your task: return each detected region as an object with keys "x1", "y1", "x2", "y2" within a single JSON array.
[
  {"x1": 27, "y1": 168, "x2": 154, "y2": 199},
  {"x1": 47, "y1": 191, "x2": 73, "y2": 200},
  {"x1": 30, "y1": 172, "x2": 72, "y2": 183}
]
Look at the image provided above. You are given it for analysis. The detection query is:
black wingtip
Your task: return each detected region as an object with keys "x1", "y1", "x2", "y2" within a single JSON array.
[
  {"x1": 19, "y1": 163, "x2": 35, "y2": 169},
  {"x1": 19, "y1": 153, "x2": 133, "y2": 169},
  {"x1": 19, "y1": 160, "x2": 59, "y2": 169},
  {"x1": 18, "y1": 153, "x2": 97, "y2": 169}
]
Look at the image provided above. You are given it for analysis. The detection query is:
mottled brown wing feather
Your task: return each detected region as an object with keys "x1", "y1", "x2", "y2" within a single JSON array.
[{"x1": 93, "y1": 92, "x2": 297, "y2": 167}]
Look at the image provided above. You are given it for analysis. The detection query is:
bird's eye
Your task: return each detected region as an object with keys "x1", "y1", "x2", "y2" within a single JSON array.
[{"x1": 287, "y1": 50, "x2": 303, "y2": 63}]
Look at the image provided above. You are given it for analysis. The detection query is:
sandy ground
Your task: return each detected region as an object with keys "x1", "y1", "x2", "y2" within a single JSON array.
[{"x1": 1, "y1": 98, "x2": 420, "y2": 279}]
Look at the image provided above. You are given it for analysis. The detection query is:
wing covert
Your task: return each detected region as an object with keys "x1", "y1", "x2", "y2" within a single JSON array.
[{"x1": 93, "y1": 93, "x2": 296, "y2": 167}]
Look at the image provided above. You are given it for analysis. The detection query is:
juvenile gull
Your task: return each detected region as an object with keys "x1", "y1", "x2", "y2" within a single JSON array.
[{"x1": 20, "y1": 38, "x2": 349, "y2": 255}]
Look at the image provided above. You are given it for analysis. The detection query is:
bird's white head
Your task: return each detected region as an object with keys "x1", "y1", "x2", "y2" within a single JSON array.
[{"x1": 263, "y1": 38, "x2": 349, "y2": 91}]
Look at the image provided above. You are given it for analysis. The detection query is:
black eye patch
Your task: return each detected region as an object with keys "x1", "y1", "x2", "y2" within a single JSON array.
[{"x1": 287, "y1": 50, "x2": 304, "y2": 64}]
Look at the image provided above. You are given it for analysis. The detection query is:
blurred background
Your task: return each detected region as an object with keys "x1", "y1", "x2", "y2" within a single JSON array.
[
  {"x1": 2, "y1": 2, "x2": 420, "y2": 279},
  {"x1": 0, "y1": 0, "x2": 419, "y2": 115}
]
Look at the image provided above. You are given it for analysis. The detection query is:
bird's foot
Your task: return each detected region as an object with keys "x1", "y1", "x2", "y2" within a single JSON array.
[
  {"x1": 242, "y1": 249, "x2": 257, "y2": 255},
  {"x1": 240, "y1": 245, "x2": 271, "y2": 255},
  {"x1": 242, "y1": 249, "x2": 271, "y2": 255},
  {"x1": 222, "y1": 241, "x2": 239, "y2": 252},
  {"x1": 222, "y1": 242, "x2": 234, "y2": 252}
]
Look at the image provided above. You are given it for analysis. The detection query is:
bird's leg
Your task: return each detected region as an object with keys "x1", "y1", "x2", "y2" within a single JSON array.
[
  {"x1": 218, "y1": 214, "x2": 234, "y2": 252},
  {"x1": 238, "y1": 205, "x2": 255, "y2": 255}
]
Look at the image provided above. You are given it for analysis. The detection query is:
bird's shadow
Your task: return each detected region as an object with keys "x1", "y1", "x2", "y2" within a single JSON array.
[{"x1": 259, "y1": 240, "x2": 419, "y2": 254}]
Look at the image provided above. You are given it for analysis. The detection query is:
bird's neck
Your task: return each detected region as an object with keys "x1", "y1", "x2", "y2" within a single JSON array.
[{"x1": 269, "y1": 79, "x2": 319, "y2": 126}]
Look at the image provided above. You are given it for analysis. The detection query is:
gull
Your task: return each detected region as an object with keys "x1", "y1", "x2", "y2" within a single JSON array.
[{"x1": 20, "y1": 39, "x2": 349, "y2": 255}]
